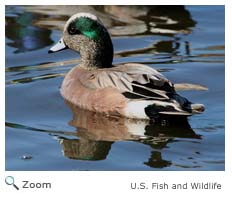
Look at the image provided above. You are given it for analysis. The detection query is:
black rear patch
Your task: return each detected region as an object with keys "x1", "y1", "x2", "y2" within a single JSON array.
[{"x1": 145, "y1": 104, "x2": 176, "y2": 118}]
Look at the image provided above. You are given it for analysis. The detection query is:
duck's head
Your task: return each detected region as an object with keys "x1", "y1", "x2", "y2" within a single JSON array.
[{"x1": 49, "y1": 13, "x2": 113, "y2": 69}]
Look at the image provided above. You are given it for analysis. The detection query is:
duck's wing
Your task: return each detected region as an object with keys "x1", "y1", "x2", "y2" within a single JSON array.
[{"x1": 79, "y1": 63, "x2": 174, "y2": 100}]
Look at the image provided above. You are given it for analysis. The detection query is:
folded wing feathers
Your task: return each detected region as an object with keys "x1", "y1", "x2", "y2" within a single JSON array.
[
  {"x1": 131, "y1": 82, "x2": 169, "y2": 99},
  {"x1": 125, "y1": 91, "x2": 165, "y2": 100},
  {"x1": 120, "y1": 73, "x2": 133, "y2": 91},
  {"x1": 83, "y1": 64, "x2": 173, "y2": 100}
]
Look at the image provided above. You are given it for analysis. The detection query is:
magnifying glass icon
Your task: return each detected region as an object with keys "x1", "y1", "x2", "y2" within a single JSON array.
[{"x1": 5, "y1": 176, "x2": 19, "y2": 190}]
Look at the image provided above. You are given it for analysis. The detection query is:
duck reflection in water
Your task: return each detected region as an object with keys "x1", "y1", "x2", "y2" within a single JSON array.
[
  {"x1": 59, "y1": 100, "x2": 201, "y2": 168},
  {"x1": 6, "y1": 11, "x2": 53, "y2": 53}
]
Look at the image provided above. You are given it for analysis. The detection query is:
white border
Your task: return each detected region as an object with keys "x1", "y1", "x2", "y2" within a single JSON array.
[
  {"x1": 2, "y1": 0, "x2": 229, "y2": 5},
  {"x1": 2, "y1": 0, "x2": 231, "y2": 196}
]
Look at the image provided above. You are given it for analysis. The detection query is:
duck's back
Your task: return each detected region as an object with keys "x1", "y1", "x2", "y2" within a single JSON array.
[{"x1": 61, "y1": 64, "x2": 204, "y2": 119}]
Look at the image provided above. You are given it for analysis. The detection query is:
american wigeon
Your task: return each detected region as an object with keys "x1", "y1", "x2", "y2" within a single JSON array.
[{"x1": 49, "y1": 12, "x2": 206, "y2": 120}]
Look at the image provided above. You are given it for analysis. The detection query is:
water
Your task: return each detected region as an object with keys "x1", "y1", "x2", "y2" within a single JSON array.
[{"x1": 5, "y1": 5, "x2": 225, "y2": 170}]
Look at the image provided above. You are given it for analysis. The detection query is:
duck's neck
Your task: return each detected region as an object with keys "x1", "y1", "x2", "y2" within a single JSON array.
[{"x1": 80, "y1": 34, "x2": 114, "y2": 69}]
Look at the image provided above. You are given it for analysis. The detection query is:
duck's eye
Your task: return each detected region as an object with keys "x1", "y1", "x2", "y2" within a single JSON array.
[{"x1": 68, "y1": 23, "x2": 81, "y2": 35}]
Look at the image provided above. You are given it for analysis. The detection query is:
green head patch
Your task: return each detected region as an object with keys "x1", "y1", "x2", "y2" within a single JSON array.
[{"x1": 68, "y1": 17, "x2": 102, "y2": 41}]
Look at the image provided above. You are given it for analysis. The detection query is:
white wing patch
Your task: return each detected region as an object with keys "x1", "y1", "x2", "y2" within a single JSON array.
[{"x1": 124, "y1": 100, "x2": 154, "y2": 119}]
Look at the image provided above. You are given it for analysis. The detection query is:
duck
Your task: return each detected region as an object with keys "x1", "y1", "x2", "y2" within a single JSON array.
[{"x1": 48, "y1": 12, "x2": 206, "y2": 120}]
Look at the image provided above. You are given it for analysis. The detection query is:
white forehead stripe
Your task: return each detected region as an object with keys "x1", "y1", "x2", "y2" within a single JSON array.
[
  {"x1": 75, "y1": 12, "x2": 98, "y2": 20},
  {"x1": 64, "y1": 12, "x2": 99, "y2": 30}
]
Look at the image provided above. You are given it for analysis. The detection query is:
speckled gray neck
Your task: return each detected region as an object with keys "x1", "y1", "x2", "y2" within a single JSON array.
[{"x1": 79, "y1": 31, "x2": 114, "y2": 69}]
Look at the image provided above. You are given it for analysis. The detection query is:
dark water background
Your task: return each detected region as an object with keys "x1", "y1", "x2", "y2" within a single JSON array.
[{"x1": 5, "y1": 5, "x2": 225, "y2": 170}]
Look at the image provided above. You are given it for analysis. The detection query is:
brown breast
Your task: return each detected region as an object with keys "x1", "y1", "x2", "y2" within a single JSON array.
[{"x1": 60, "y1": 67, "x2": 128, "y2": 117}]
